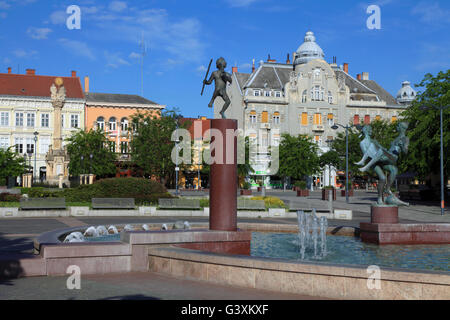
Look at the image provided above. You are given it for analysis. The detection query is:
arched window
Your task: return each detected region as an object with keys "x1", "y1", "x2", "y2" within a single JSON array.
[
  {"x1": 120, "y1": 118, "x2": 128, "y2": 131},
  {"x1": 249, "y1": 111, "x2": 257, "y2": 123},
  {"x1": 313, "y1": 69, "x2": 321, "y2": 81},
  {"x1": 261, "y1": 111, "x2": 268, "y2": 123},
  {"x1": 311, "y1": 86, "x2": 324, "y2": 101},
  {"x1": 273, "y1": 112, "x2": 280, "y2": 124},
  {"x1": 109, "y1": 117, "x2": 116, "y2": 131},
  {"x1": 96, "y1": 116, "x2": 105, "y2": 130}
]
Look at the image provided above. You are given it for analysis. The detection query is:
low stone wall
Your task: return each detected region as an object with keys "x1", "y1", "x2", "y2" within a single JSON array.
[{"x1": 147, "y1": 246, "x2": 450, "y2": 300}]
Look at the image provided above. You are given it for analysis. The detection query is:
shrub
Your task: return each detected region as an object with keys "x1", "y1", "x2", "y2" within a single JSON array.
[
  {"x1": 294, "y1": 180, "x2": 307, "y2": 189},
  {"x1": 28, "y1": 189, "x2": 63, "y2": 198},
  {"x1": 242, "y1": 181, "x2": 251, "y2": 190},
  {"x1": 0, "y1": 193, "x2": 21, "y2": 202},
  {"x1": 251, "y1": 196, "x2": 287, "y2": 209},
  {"x1": 62, "y1": 177, "x2": 172, "y2": 205},
  {"x1": 199, "y1": 198, "x2": 210, "y2": 208}
]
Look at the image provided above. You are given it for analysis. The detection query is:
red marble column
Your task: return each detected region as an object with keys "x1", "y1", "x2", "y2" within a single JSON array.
[{"x1": 209, "y1": 119, "x2": 237, "y2": 231}]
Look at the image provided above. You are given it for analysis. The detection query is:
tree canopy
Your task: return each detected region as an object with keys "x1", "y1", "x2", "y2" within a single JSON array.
[
  {"x1": 0, "y1": 147, "x2": 26, "y2": 186},
  {"x1": 400, "y1": 70, "x2": 450, "y2": 181},
  {"x1": 65, "y1": 129, "x2": 117, "y2": 177},
  {"x1": 278, "y1": 133, "x2": 320, "y2": 181}
]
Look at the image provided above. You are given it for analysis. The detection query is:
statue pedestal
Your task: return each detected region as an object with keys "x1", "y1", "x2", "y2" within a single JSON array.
[
  {"x1": 361, "y1": 205, "x2": 450, "y2": 245},
  {"x1": 209, "y1": 119, "x2": 237, "y2": 232},
  {"x1": 370, "y1": 205, "x2": 398, "y2": 224}
]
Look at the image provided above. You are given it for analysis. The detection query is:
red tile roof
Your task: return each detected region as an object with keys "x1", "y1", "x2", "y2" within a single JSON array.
[{"x1": 0, "y1": 73, "x2": 85, "y2": 99}]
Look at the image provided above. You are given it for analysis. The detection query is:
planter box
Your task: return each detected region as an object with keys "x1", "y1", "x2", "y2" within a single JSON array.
[
  {"x1": 257, "y1": 187, "x2": 262, "y2": 192},
  {"x1": 70, "y1": 206, "x2": 89, "y2": 217},
  {"x1": 269, "y1": 208, "x2": 286, "y2": 217},
  {"x1": 139, "y1": 206, "x2": 156, "y2": 215},
  {"x1": 240, "y1": 189, "x2": 252, "y2": 196},
  {"x1": 297, "y1": 189, "x2": 309, "y2": 197},
  {"x1": 322, "y1": 189, "x2": 337, "y2": 201},
  {"x1": 0, "y1": 207, "x2": 18, "y2": 218},
  {"x1": 334, "y1": 209, "x2": 352, "y2": 220},
  {"x1": 341, "y1": 189, "x2": 354, "y2": 197}
]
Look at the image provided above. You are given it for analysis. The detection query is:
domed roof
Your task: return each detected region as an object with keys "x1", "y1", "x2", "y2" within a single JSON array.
[
  {"x1": 294, "y1": 31, "x2": 325, "y2": 66},
  {"x1": 396, "y1": 81, "x2": 416, "y2": 104}
]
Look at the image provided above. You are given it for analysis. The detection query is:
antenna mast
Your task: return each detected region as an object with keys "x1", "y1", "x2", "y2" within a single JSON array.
[{"x1": 139, "y1": 32, "x2": 147, "y2": 97}]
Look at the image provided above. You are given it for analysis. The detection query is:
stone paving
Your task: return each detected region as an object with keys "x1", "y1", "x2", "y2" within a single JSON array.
[{"x1": 0, "y1": 190, "x2": 448, "y2": 300}]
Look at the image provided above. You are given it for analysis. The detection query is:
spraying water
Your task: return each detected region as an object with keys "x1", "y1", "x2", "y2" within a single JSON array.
[{"x1": 296, "y1": 210, "x2": 328, "y2": 260}]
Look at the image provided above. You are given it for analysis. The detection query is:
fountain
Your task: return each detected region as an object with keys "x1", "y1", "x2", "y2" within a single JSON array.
[{"x1": 296, "y1": 210, "x2": 328, "y2": 260}]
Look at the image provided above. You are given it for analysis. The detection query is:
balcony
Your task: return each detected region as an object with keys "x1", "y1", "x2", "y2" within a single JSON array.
[{"x1": 312, "y1": 124, "x2": 325, "y2": 132}]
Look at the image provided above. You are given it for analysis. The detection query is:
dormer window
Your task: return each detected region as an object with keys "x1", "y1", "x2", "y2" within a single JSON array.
[
  {"x1": 254, "y1": 90, "x2": 261, "y2": 97},
  {"x1": 275, "y1": 91, "x2": 281, "y2": 98},
  {"x1": 265, "y1": 91, "x2": 271, "y2": 97}
]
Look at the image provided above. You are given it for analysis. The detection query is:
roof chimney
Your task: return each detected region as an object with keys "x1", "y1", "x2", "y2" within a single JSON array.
[
  {"x1": 343, "y1": 63, "x2": 349, "y2": 74},
  {"x1": 84, "y1": 76, "x2": 90, "y2": 93},
  {"x1": 232, "y1": 66, "x2": 238, "y2": 73},
  {"x1": 26, "y1": 69, "x2": 36, "y2": 75},
  {"x1": 7, "y1": 67, "x2": 11, "y2": 74},
  {"x1": 361, "y1": 72, "x2": 369, "y2": 80},
  {"x1": 71, "y1": 70, "x2": 77, "y2": 77},
  {"x1": 267, "y1": 54, "x2": 276, "y2": 63},
  {"x1": 357, "y1": 74, "x2": 361, "y2": 81},
  {"x1": 286, "y1": 53, "x2": 291, "y2": 64},
  {"x1": 252, "y1": 59, "x2": 255, "y2": 73}
]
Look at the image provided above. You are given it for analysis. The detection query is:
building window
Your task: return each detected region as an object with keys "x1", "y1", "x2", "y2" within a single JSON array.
[
  {"x1": 16, "y1": 113, "x2": 24, "y2": 127},
  {"x1": 328, "y1": 92, "x2": 333, "y2": 104},
  {"x1": 0, "y1": 137, "x2": 9, "y2": 150},
  {"x1": 314, "y1": 113, "x2": 322, "y2": 125},
  {"x1": 249, "y1": 111, "x2": 257, "y2": 124},
  {"x1": 302, "y1": 90, "x2": 307, "y2": 103},
  {"x1": 327, "y1": 113, "x2": 334, "y2": 126},
  {"x1": 41, "y1": 114, "x2": 49, "y2": 128},
  {"x1": 70, "y1": 115, "x2": 79, "y2": 128},
  {"x1": 120, "y1": 118, "x2": 128, "y2": 131},
  {"x1": 39, "y1": 138, "x2": 50, "y2": 154},
  {"x1": 254, "y1": 90, "x2": 261, "y2": 97},
  {"x1": 265, "y1": 91, "x2": 271, "y2": 97},
  {"x1": 391, "y1": 116, "x2": 398, "y2": 123},
  {"x1": 273, "y1": 112, "x2": 280, "y2": 124},
  {"x1": 109, "y1": 117, "x2": 116, "y2": 131},
  {"x1": 26, "y1": 113, "x2": 35, "y2": 127},
  {"x1": 311, "y1": 86, "x2": 324, "y2": 101},
  {"x1": 301, "y1": 112, "x2": 308, "y2": 126},
  {"x1": 364, "y1": 115, "x2": 370, "y2": 124},
  {"x1": 261, "y1": 111, "x2": 269, "y2": 123},
  {"x1": 109, "y1": 141, "x2": 116, "y2": 153},
  {"x1": 61, "y1": 114, "x2": 65, "y2": 128},
  {"x1": 375, "y1": 115, "x2": 381, "y2": 121},
  {"x1": 314, "y1": 135, "x2": 322, "y2": 146},
  {"x1": 26, "y1": 138, "x2": 35, "y2": 154},
  {"x1": 0, "y1": 112, "x2": 9, "y2": 126},
  {"x1": 15, "y1": 138, "x2": 24, "y2": 154},
  {"x1": 275, "y1": 91, "x2": 281, "y2": 98},
  {"x1": 120, "y1": 141, "x2": 128, "y2": 154},
  {"x1": 313, "y1": 68, "x2": 321, "y2": 81},
  {"x1": 97, "y1": 117, "x2": 105, "y2": 130},
  {"x1": 353, "y1": 115, "x2": 360, "y2": 125}
]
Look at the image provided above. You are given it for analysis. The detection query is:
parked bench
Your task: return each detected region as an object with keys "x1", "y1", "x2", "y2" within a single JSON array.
[
  {"x1": 237, "y1": 199, "x2": 265, "y2": 211},
  {"x1": 20, "y1": 197, "x2": 66, "y2": 210},
  {"x1": 91, "y1": 198, "x2": 135, "y2": 209},
  {"x1": 158, "y1": 198, "x2": 201, "y2": 210}
]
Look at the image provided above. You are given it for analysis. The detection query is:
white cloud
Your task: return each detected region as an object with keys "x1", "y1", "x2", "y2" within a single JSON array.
[
  {"x1": 225, "y1": 0, "x2": 260, "y2": 8},
  {"x1": 12, "y1": 49, "x2": 37, "y2": 58},
  {"x1": 58, "y1": 39, "x2": 96, "y2": 60},
  {"x1": 196, "y1": 65, "x2": 207, "y2": 72},
  {"x1": 411, "y1": 2, "x2": 450, "y2": 25},
  {"x1": 105, "y1": 51, "x2": 130, "y2": 68},
  {"x1": 109, "y1": 1, "x2": 127, "y2": 12},
  {"x1": 27, "y1": 27, "x2": 52, "y2": 40},
  {"x1": 129, "y1": 52, "x2": 141, "y2": 59},
  {"x1": 50, "y1": 10, "x2": 66, "y2": 25},
  {"x1": 0, "y1": 1, "x2": 10, "y2": 10}
]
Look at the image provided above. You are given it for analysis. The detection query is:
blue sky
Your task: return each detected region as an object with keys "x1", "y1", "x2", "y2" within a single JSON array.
[{"x1": 0, "y1": 0, "x2": 449, "y2": 118}]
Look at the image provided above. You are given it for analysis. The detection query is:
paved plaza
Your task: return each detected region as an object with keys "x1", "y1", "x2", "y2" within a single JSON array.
[{"x1": 0, "y1": 190, "x2": 448, "y2": 300}]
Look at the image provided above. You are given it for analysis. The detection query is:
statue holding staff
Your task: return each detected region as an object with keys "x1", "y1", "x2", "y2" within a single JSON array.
[{"x1": 202, "y1": 57, "x2": 233, "y2": 119}]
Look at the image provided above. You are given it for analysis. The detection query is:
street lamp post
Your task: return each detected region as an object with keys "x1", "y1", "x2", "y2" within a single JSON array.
[
  {"x1": 421, "y1": 104, "x2": 449, "y2": 216},
  {"x1": 332, "y1": 123, "x2": 357, "y2": 203},
  {"x1": 33, "y1": 131, "x2": 38, "y2": 183}
]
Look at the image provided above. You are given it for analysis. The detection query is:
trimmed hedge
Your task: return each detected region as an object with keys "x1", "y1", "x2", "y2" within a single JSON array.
[{"x1": 0, "y1": 193, "x2": 22, "y2": 202}]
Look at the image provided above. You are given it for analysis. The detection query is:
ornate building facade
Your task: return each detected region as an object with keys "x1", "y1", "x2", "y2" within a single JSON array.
[{"x1": 214, "y1": 31, "x2": 412, "y2": 188}]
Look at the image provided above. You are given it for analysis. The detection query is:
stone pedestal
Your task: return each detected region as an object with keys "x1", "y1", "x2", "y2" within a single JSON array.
[
  {"x1": 209, "y1": 119, "x2": 237, "y2": 232},
  {"x1": 371, "y1": 205, "x2": 398, "y2": 224}
]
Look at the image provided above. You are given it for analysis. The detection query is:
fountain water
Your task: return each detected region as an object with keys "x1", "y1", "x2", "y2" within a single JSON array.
[{"x1": 296, "y1": 210, "x2": 328, "y2": 260}]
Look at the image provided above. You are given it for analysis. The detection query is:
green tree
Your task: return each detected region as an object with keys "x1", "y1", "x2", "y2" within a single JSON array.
[
  {"x1": 65, "y1": 129, "x2": 117, "y2": 177},
  {"x1": 278, "y1": 134, "x2": 320, "y2": 181},
  {"x1": 130, "y1": 108, "x2": 188, "y2": 187},
  {"x1": 0, "y1": 147, "x2": 26, "y2": 186},
  {"x1": 400, "y1": 70, "x2": 450, "y2": 181},
  {"x1": 237, "y1": 136, "x2": 255, "y2": 186}
]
